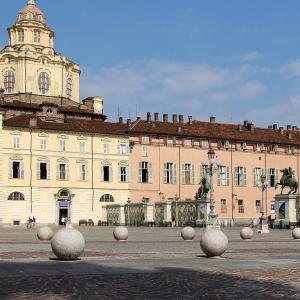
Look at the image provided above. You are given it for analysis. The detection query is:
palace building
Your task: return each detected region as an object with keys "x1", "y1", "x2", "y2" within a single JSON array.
[{"x1": 0, "y1": 1, "x2": 299, "y2": 226}]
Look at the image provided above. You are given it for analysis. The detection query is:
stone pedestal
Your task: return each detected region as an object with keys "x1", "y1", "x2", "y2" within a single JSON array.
[
  {"x1": 206, "y1": 224, "x2": 221, "y2": 231},
  {"x1": 257, "y1": 223, "x2": 270, "y2": 234},
  {"x1": 144, "y1": 204, "x2": 154, "y2": 223},
  {"x1": 164, "y1": 201, "x2": 172, "y2": 223},
  {"x1": 273, "y1": 194, "x2": 299, "y2": 227},
  {"x1": 196, "y1": 198, "x2": 211, "y2": 226}
]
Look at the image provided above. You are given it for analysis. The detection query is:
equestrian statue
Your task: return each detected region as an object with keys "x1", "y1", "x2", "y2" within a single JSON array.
[
  {"x1": 195, "y1": 176, "x2": 211, "y2": 199},
  {"x1": 275, "y1": 167, "x2": 298, "y2": 195}
]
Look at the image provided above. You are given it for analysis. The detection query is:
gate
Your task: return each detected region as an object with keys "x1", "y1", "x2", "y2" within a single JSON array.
[
  {"x1": 171, "y1": 200, "x2": 197, "y2": 227},
  {"x1": 106, "y1": 205, "x2": 121, "y2": 225},
  {"x1": 154, "y1": 203, "x2": 165, "y2": 225},
  {"x1": 125, "y1": 203, "x2": 144, "y2": 226}
]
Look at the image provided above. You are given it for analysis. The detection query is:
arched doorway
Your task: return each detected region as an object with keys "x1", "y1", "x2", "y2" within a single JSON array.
[{"x1": 55, "y1": 189, "x2": 73, "y2": 225}]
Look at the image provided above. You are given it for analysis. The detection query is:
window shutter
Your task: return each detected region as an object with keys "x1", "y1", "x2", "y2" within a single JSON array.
[
  {"x1": 173, "y1": 163, "x2": 177, "y2": 184},
  {"x1": 181, "y1": 164, "x2": 185, "y2": 184},
  {"x1": 85, "y1": 165, "x2": 89, "y2": 181},
  {"x1": 36, "y1": 162, "x2": 40, "y2": 180},
  {"x1": 56, "y1": 164, "x2": 60, "y2": 180},
  {"x1": 66, "y1": 164, "x2": 69, "y2": 181},
  {"x1": 9, "y1": 161, "x2": 13, "y2": 178},
  {"x1": 100, "y1": 166, "x2": 104, "y2": 182},
  {"x1": 148, "y1": 162, "x2": 153, "y2": 183},
  {"x1": 226, "y1": 167, "x2": 230, "y2": 186},
  {"x1": 163, "y1": 163, "x2": 167, "y2": 184},
  {"x1": 243, "y1": 167, "x2": 247, "y2": 186},
  {"x1": 234, "y1": 167, "x2": 237, "y2": 186},
  {"x1": 267, "y1": 169, "x2": 271, "y2": 186},
  {"x1": 109, "y1": 166, "x2": 113, "y2": 182},
  {"x1": 191, "y1": 164, "x2": 195, "y2": 184},
  {"x1": 217, "y1": 166, "x2": 221, "y2": 186},
  {"x1": 275, "y1": 169, "x2": 278, "y2": 185},
  {"x1": 118, "y1": 167, "x2": 121, "y2": 182},
  {"x1": 47, "y1": 163, "x2": 50, "y2": 180},
  {"x1": 20, "y1": 162, "x2": 24, "y2": 179},
  {"x1": 138, "y1": 162, "x2": 142, "y2": 183}
]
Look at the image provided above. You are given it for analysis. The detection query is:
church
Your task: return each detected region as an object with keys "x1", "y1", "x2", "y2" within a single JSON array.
[{"x1": 0, "y1": 1, "x2": 299, "y2": 226}]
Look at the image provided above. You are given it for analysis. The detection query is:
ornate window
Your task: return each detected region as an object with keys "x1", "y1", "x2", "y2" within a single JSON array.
[
  {"x1": 66, "y1": 77, "x2": 72, "y2": 97},
  {"x1": 100, "y1": 194, "x2": 114, "y2": 202},
  {"x1": 4, "y1": 70, "x2": 15, "y2": 92},
  {"x1": 38, "y1": 72, "x2": 50, "y2": 94},
  {"x1": 8, "y1": 192, "x2": 25, "y2": 201},
  {"x1": 34, "y1": 29, "x2": 41, "y2": 43},
  {"x1": 18, "y1": 30, "x2": 24, "y2": 42}
]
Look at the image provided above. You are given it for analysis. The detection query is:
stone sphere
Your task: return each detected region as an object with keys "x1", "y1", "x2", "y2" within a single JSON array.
[
  {"x1": 51, "y1": 228, "x2": 85, "y2": 260},
  {"x1": 113, "y1": 226, "x2": 128, "y2": 241},
  {"x1": 292, "y1": 228, "x2": 300, "y2": 240},
  {"x1": 181, "y1": 226, "x2": 195, "y2": 241},
  {"x1": 240, "y1": 227, "x2": 254, "y2": 240},
  {"x1": 200, "y1": 229, "x2": 228, "y2": 257},
  {"x1": 37, "y1": 226, "x2": 54, "y2": 241}
]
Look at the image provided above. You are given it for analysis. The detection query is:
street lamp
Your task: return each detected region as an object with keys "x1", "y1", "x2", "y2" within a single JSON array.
[
  {"x1": 258, "y1": 173, "x2": 269, "y2": 232},
  {"x1": 207, "y1": 147, "x2": 218, "y2": 226}
]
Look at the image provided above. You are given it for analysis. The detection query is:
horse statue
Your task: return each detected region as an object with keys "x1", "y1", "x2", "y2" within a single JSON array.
[
  {"x1": 196, "y1": 176, "x2": 211, "y2": 199},
  {"x1": 275, "y1": 167, "x2": 298, "y2": 195}
]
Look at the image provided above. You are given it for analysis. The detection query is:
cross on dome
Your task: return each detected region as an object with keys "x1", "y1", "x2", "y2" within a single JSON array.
[{"x1": 27, "y1": 0, "x2": 36, "y2": 5}]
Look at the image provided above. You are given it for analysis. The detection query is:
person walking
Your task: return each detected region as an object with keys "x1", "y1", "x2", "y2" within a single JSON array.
[
  {"x1": 32, "y1": 216, "x2": 36, "y2": 227},
  {"x1": 26, "y1": 217, "x2": 32, "y2": 229}
]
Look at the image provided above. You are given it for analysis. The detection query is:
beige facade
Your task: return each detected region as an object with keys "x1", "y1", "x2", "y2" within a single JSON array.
[{"x1": 0, "y1": 0, "x2": 80, "y2": 102}]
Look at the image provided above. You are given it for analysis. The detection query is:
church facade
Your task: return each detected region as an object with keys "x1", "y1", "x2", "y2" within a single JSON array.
[{"x1": 0, "y1": 1, "x2": 299, "y2": 226}]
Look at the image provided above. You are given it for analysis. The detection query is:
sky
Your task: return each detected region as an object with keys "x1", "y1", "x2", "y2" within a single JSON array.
[{"x1": 2, "y1": 1, "x2": 300, "y2": 127}]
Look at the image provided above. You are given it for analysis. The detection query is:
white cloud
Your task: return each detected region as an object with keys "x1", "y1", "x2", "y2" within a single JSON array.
[
  {"x1": 241, "y1": 51, "x2": 264, "y2": 62},
  {"x1": 280, "y1": 59, "x2": 300, "y2": 76},
  {"x1": 81, "y1": 59, "x2": 266, "y2": 120}
]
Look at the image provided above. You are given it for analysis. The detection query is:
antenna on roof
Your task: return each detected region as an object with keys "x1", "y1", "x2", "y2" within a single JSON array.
[
  {"x1": 135, "y1": 104, "x2": 138, "y2": 119},
  {"x1": 117, "y1": 106, "x2": 121, "y2": 118},
  {"x1": 128, "y1": 109, "x2": 131, "y2": 120},
  {"x1": 230, "y1": 113, "x2": 233, "y2": 124}
]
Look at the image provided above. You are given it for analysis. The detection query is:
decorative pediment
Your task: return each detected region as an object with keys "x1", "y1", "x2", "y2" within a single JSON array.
[
  {"x1": 10, "y1": 155, "x2": 23, "y2": 161},
  {"x1": 38, "y1": 132, "x2": 49, "y2": 137},
  {"x1": 118, "y1": 160, "x2": 129, "y2": 166},
  {"x1": 76, "y1": 159, "x2": 88, "y2": 164},
  {"x1": 37, "y1": 156, "x2": 49, "y2": 162},
  {"x1": 57, "y1": 157, "x2": 69, "y2": 163},
  {"x1": 101, "y1": 137, "x2": 111, "y2": 142},
  {"x1": 77, "y1": 135, "x2": 88, "y2": 140},
  {"x1": 118, "y1": 138, "x2": 128, "y2": 144},
  {"x1": 57, "y1": 134, "x2": 68, "y2": 139},
  {"x1": 101, "y1": 160, "x2": 112, "y2": 166},
  {"x1": 10, "y1": 130, "x2": 22, "y2": 136}
]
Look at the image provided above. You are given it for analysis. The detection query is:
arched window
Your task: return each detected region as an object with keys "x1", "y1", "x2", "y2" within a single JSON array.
[
  {"x1": 46, "y1": 108, "x2": 53, "y2": 114},
  {"x1": 34, "y1": 29, "x2": 41, "y2": 43},
  {"x1": 4, "y1": 70, "x2": 15, "y2": 93},
  {"x1": 66, "y1": 77, "x2": 72, "y2": 97},
  {"x1": 8, "y1": 192, "x2": 25, "y2": 201},
  {"x1": 100, "y1": 194, "x2": 114, "y2": 202},
  {"x1": 38, "y1": 72, "x2": 50, "y2": 94},
  {"x1": 18, "y1": 30, "x2": 24, "y2": 42}
]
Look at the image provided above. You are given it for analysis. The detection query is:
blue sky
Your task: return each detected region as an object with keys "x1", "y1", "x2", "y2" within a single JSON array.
[{"x1": 2, "y1": 1, "x2": 300, "y2": 127}]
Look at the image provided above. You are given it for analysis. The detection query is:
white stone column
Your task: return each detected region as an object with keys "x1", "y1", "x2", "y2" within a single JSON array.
[
  {"x1": 144, "y1": 204, "x2": 154, "y2": 223},
  {"x1": 119, "y1": 205, "x2": 126, "y2": 225},
  {"x1": 164, "y1": 201, "x2": 172, "y2": 223}
]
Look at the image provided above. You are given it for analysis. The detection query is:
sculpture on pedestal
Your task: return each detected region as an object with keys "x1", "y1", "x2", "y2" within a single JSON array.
[
  {"x1": 196, "y1": 176, "x2": 211, "y2": 199},
  {"x1": 275, "y1": 167, "x2": 298, "y2": 195}
]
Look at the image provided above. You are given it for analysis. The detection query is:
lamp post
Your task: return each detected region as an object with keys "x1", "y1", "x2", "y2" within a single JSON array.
[
  {"x1": 258, "y1": 173, "x2": 269, "y2": 233},
  {"x1": 207, "y1": 147, "x2": 218, "y2": 226}
]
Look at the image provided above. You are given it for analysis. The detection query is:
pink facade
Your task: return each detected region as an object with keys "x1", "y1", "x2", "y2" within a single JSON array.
[{"x1": 128, "y1": 115, "x2": 300, "y2": 222}]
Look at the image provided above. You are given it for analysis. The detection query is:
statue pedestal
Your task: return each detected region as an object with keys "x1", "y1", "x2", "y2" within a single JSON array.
[
  {"x1": 273, "y1": 194, "x2": 299, "y2": 228},
  {"x1": 196, "y1": 198, "x2": 212, "y2": 227},
  {"x1": 257, "y1": 223, "x2": 270, "y2": 234}
]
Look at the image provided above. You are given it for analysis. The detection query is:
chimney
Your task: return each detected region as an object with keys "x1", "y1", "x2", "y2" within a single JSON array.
[
  {"x1": 292, "y1": 126, "x2": 297, "y2": 131},
  {"x1": 238, "y1": 124, "x2": 242, "y2": 131},
  {"x1": 188, "y1": 116, "x2": 192, "y2": 125},
  {"x1": 210, "y1": 116, "x2": 216, "y2": 123},
  {"x1": 154, "y1": 113, "x2": 159, "y2": 122},
  {"x1": 172, "y1": 114, "x2": 178, "y2": 123},
  {"x1": 288, "y1": 132, "x2": 293, "y2": 140},
  {"x1": 177, "y1": 126, "x2": 182, "y2": 133},
  {"x1": 179, "y1": 115, "x2": 184, "y2": 124},
  {"x1": 163, "y1": 114, "x2": 168, "y2": 123},
  {"x1": 243, "y1": 120, "x2": 249, "y2": 127},
  {"x1": 119, "y1": 117, "x2": 123, "y2": 124},
  {"x1": 268, "y1": 125, "x2": 272, "y2": 129},
  {"x1": 273, "y1": 124, "x2": 278, "y2": 130},
  {"x1": 279, "y1": 127, "x2": 284, "y2": 135},
  {"x1": 146, "y1": 112, "x2": 151, "y2": 123},
  {"x1": 127, "y1": 119, "x2": 132, "y2": 127},
  {"x1": 287, "y1": 125, "x2": 292, "y2": 130},
  {"x1": 30, "y1": 117, "x2": 37, "y2": 127},
  {"x1": 249, "y1": 123, "x2": 254, "y2": 132}
]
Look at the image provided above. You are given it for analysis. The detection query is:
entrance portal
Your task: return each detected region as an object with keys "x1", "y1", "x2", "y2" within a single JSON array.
[
  {"x1": 59, "y1": 208, "x2": 68, "y2": 225},
  {"x1": 55, "y1": 189, "x2": 73, "y2": 225}
]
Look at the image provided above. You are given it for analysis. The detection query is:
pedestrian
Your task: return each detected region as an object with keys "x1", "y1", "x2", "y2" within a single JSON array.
[
  {"x1": 61, "y1": 216, "x2": 65, "y2": 226},
  {"x1": 26, "y1": 217, "x2": 32, "y2": 229},
  {"x1": 172, "y1": 216, "x2": 175, "y2": 228},
  {"x1": 32, "y1": 216, "x2": 36, "y2": 227}
]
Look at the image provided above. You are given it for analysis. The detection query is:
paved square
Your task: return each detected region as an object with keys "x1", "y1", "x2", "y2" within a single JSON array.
[{"x1": 0, "y1": 226, "x2": 299, "y2": 299}]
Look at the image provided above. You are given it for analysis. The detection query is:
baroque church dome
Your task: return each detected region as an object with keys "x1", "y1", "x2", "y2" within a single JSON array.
[{"x1": 17, "y1": 0, "x2": 45, "y2": 24}]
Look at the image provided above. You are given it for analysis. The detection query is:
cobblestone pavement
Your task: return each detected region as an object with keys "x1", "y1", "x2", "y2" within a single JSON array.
[{"x1": 0, "y1": 226, "x2": 299, "y2": 299}]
